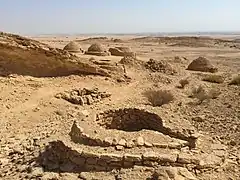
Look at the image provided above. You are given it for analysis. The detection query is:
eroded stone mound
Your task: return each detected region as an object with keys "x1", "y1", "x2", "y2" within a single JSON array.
[
  {"x1": 186, "y1": 56, "x2": 218, "y2": 73},
  {"x1": 55, "y1": 87, "x2": 111, "y2": 105},
  {"x1": 109, "y1": 46, "x2": 136, "y2": 57},
  {"x1": 91, "y1": 59, "x2": 125, "y2": 73},
  {"x1": 85, "y1": 43, "x2": 109, "y2": 56},
  {"x1": 0, "y1": 32, "x2": 110, "y2": 77},
  {"x1": 63, "y1": 41, "x2": 83, "y2": 53},
  {"x1": 119, "y1": 56, "x2": 144, "y2": 68},
  {"x1": 145, "y1": 58, "x2": 176, "y2": 74}
]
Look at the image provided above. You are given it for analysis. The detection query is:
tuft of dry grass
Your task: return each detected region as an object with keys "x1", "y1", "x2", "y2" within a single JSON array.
[
  {"x1": 202, "y1": 74, "x2": 224, "y2": 84},
  {"x1": 179, "y1": 79, "x2": 189, "y2": 88},
  {"x1": 229, "y1": 74, "x2": 240, "y2": 86},
  {"x1": 189, "y1": 85, "x2": 221, "y2": 104},
  {"x1": 143, "y1": 90, "x2": 174, "y2": 107}
]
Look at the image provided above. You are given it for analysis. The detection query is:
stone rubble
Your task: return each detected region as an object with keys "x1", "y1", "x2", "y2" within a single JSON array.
[{"x1": 55, "y1": 87, "x2": 111, "y2": 105}]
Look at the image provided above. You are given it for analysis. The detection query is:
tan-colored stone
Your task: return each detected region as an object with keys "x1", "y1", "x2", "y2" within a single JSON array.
[
  {"x1": 143, "y1": 151, "x2": 159, "y2": 161},
  {"x1": 144, "y1": 141, "x2": 153, "y2": 147},
  {"x1": 198, "y1": 154, "x2": 222, "y2": 169},
  {"x1": 112, "y1": 138, "x2": 118, "y2": 145},
  {"x1": 178, "y1": 153, "x2": 200, "y2": 165},
  {"x1": 154, "y1": 167, "x2": 197, "y2": 180},
  {"x1": 116, "y1": 145, "x2": 124, "y2": 151},
  {"x1": 152, "y1": 143, "x2": 168, "y2": 148},
  {"x1": 177, "y1": 153, "x2": 192, "y2": 164},
  {"x1": 178, "y1": 167, "x2": 197, "y2": 180},
  {"x1": 103, "y1": 137, "x2": 113, "y2": 146},
  {"x1": 211, "y1": 143, "x2": 227, "y2": 150},
  {"x1": 126, "y1": 141, "x2": 135, "y2": 148},
  {"x1": 100, "y1": 153, "x2": 123, "y2": 162},
  {"x1": 143, "y1": 161, "x2": 158, "y2": 167},
  {"x1": 118, "y1": 139, "x2": 127, "y2": 146},
  {"x1": 136, "y1": 136, "x2": 144, "y2": 146},
  {"x1": 158, "y1": 153, "x2": 177, "y2": 163},
  {"x1": 124, "y1": 153, "x2": 142, "y2": 162},
  {"x1": 81, "y1": 133, "x2": 90, "y2": 138},
  {"x1": 168, "y1": 142, "x2": 182, "y2": 149},
  {"x1": 81, "y1": 151, "x2": 99, "y2": 159}
]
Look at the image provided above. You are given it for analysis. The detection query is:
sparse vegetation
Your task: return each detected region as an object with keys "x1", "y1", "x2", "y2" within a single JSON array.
[
  {"x1": 190, "y1": 85, "x2": 221, "y2": 104},
  {"x1": 229, "y1": 74, "x2": 240, "y2": 86},
  {"x1": 179, "y1": 78, "x2": 189, "y2": 88},
  {"x1": 202, "y1": 74, "x2": 224, "y2": 83},
  {"x1": 143, "y1": 89, "x2": 174, "y2": 106}
]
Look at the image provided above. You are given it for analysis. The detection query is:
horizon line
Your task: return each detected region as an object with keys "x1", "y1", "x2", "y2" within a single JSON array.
[{"x1": 27, "y1": 31, "x2": 240, "y2": 37}]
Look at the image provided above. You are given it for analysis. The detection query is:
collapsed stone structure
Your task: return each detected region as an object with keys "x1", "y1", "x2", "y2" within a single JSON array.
[
  {"x1": 186, "y1": 56, "x2": 218, "y2": 73},
  {"x1": 55, "y1": 88, "x2": 111, "y2": 105},
  {"x1": 109, "y1": 46, "x2": 136, "y2": 57},
  {"x1": 145, "y1": 58, "x2": 176, "y2": 75}
]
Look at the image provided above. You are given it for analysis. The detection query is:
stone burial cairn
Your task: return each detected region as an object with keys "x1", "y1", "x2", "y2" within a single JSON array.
[
  {"x1": 186, "y1": 56, "x2": 218, "y2": 73},
  {"x1": 85, "y1": 43, "x2": 110, "y2": 56},
  {"x1": 63, "y1": 41, "x2": 84, "y2": 53},
  {"x1": 55, "y1": 87, "x2": 111, "y2": 105}
]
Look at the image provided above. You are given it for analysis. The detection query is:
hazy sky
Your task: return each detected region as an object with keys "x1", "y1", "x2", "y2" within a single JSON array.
[{"x1": 0, "y1": 0, "x2": 239, "y2": 35}]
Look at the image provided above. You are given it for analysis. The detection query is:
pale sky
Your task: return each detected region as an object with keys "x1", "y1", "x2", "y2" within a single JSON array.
[{"x1": 0, "y1": 0, "x2": 239, "y2": 35}]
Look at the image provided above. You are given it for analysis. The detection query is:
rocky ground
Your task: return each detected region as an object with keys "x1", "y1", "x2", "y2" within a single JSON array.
[{"x1": 0, "y1": 33, "x2": 239, "y2": 179}]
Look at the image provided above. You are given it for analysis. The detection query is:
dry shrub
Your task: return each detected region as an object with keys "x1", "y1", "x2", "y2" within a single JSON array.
[
  {"x1": 179, "y1": 79, "x2": 189, "y2": 88},
  {"x1": 190, "y1": 85, "x2": 221, "y2": 104},
  {"x1": 202, "y1": 74, "x2": 224, "y2": 83},
  {"x1": 229, "y1": 74, "x2": 240, "y2": 86},
  {"x1": 143, "y1": 90, "x2": 174, "y2": 106}
]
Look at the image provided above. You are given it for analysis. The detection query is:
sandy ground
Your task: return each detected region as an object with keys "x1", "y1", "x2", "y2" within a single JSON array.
[{"x1": 0, "y1": 33, "x2": 239, "y2": 180}]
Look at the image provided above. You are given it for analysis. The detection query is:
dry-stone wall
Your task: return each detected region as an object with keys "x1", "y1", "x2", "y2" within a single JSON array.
[
  {"x1": 96, "y1": 108, "x2": 198, "y2": 148},
  {"x1": 41, "y1": 140, "x2": 224, "y2": 173},
  {"x1": 69, "y1": 121, "x2": 189, "y2": 149}
]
